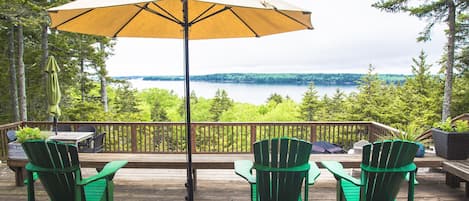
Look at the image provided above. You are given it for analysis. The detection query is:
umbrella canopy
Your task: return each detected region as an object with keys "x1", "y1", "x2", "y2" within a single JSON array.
[
  {"x1": 45, "y1": 56, "x2": 62, "y2": 133},
  {"x1": 45, "y1": 56, "x2": 61, "y2": 118},
  {"x1": 47, "y1": 0, "x2": 312, "y2": 200},
  {"x1": 48, "y1": 0, "x2": 312, "y2": 39}
]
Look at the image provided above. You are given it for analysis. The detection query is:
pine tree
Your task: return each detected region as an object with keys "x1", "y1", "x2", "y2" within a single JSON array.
[
  {"x1": 373, "y1": 0, "x2": 469, "y2": 121},
  {"x1": 350, "y1": 65, "x2": 386, "y2": 122},
  {"x1": 209, "y1": 89, "x2": 233, "y2": 121},
  {"x1": 151, "y1": 101, "x2": 169, "y2": 122},
  {"x1": 266, "y1": 93, "x2": 284, "y2": 104},
  {"x1": 114, "y1": 82, "x2": 140, "y2": 114},
  {"x1": 299, "y1": 82, "x2": 320, "y2": 121}
]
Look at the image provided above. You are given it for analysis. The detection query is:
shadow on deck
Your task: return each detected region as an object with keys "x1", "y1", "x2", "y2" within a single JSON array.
[{"x1": 0, "y1": 163, "x2": 466, "y2": 201}]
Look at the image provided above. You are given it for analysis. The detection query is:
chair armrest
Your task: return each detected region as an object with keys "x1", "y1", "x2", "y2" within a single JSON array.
[
  {"x1": 234, "y1": 160, "x2": 256, "y2": 183},
  {"x1": 308, "y1": 161, "x2": 321, "y2": 185},
  {"x1": 77, "y1": 160, "x2": 127, "y2": 186},
  {"x1": 321, "y1": 161, "x2": 361, "y2": 186}
]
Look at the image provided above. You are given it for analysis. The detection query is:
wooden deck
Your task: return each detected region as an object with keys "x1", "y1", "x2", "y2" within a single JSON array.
[{"x1": 0, "y1": 163, "x2": 467, "y2": 201}]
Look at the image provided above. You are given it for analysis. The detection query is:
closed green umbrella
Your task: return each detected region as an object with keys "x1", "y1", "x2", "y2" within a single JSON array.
[{"x1": 45, "y1": 56, "x2": 61, "y2": 134}]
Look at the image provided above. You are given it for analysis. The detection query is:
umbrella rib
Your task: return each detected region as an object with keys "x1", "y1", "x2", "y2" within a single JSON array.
[
  {"x1": 228, "y1": 9, "x2": 259, "y2": 37},
  {"x1": 135, "y1": 4, "x2": 182, "y2": 25},
  {"x1": 275, "y1": 10, "x2": 313, "y2": 29},
  {"x1": 191, "y1": 4, "x2": 216, "y2": 24},
  {"x1": 50, "y1": 9, "x2": 94, "y2": 29},
  {"x1": 151, "y1": 2, "x2": 181, "y2": 24},
  {"x1": 190, "y1": 6, "x2": 230, "y2": 25},
  {"x1": 113, "y1": 3, "x2": 149, "y2": 37}
]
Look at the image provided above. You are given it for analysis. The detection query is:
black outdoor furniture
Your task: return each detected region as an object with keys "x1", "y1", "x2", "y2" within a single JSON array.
[{"x1": 6, "y1": 130, "x2": 17, "y2": 143}]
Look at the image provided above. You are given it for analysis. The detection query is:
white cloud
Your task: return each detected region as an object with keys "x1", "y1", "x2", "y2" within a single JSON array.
[{"x1": 106, "y1": 0, "x2": 447, "y2": 76}]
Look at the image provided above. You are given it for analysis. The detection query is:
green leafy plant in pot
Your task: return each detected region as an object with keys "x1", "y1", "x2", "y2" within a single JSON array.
[
  {"x1": 383, "y1": 124, "x2": 429, "y2": 157},
  {"x1": 432, "y1": 118, "x2": 469, "y2": 160},
  {"x1": 8, "y1": 127, "x2": 47, "y2": 160},
  {"x1": 16, "y1": 127, "x2": 47, "y2": 143}
]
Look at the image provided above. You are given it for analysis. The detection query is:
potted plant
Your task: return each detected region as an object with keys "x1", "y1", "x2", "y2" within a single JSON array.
[
  {"x1": 432, "y1": 118, "x2": 469, "y2": 160},
  {"x1": 385, "y1": 124, "x2": 429, "y2": 157},
  {"x1": 8, "y1": 127, "x2": 47, "y2": 159}
]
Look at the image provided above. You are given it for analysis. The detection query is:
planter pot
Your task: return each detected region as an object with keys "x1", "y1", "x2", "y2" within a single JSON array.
[
  {"x1": 415, "y1": 143, "x2": 425, "y2": 158},
  {"x1": 432, "y1": 128, "x2": 469, "y2": 160},
  {"x1": 8, "y1": 142, "x2": 27, "y2": 160}
]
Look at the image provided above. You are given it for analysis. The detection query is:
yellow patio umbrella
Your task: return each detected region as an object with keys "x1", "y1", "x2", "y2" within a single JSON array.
[
  {"x1": 48, "y1": 0, "x2": 312, "y2": 199},
  {"x1": 45, "y1": 56, "x2": 61, "y2": 135}
]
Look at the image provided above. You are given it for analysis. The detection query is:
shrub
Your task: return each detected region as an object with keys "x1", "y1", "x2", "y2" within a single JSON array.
[{"x1": 16, "y1": 127, "x2": 47, "y2": 143}]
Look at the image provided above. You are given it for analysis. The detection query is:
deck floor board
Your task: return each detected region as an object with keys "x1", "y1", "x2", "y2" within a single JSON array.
[{"x1": 0, "y1": 163, "x2": 465, "y2": 201}]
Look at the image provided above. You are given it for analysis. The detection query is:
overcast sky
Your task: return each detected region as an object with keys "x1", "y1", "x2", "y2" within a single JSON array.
[{"x1": 105, "y1": 0, "x2": 447, "y2": 76}]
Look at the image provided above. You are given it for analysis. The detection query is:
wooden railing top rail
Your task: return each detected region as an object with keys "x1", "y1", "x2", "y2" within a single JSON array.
[
  {"x1": 452, "y1": 113, "x2": 469, "y2": 122},
  {"x1": 24, "y1": 121, "x2": 374, "y2": 125},
  {"x1": 0, "y1": 122, "x2": 24, "y2": 129},
  {"x1": 370, "y1": 122, "x2": 400, "y2": 133}
]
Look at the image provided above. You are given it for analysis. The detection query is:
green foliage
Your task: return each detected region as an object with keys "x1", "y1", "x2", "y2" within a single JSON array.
[
  {"x1": 266, "y1": 93, "x2": 283, "y2": 104},
  {"x1": 113, "y1": 82, "x2": 140, "y2": 114},
  {"x1": 151, "y1": 101, "x2": 169, "y2": 121},
  {"x1": 454, "y1": 120, "x2": 469, "y2": 132},
  {"x1": 16, "y1": 126, "x2": 46, "y2": 143},
  {"x1": 209, "y1": 89, "x2": 233, "y2": 121},
  {"x1": 383, "y1": 123, "x2": 430, "y2": 144},
  {"x1": 434, "y1": 118, "x2": 469, "y2": 132},
  {"x1": 299, "y1": 82, "x2": 320, "y2": 121},
  {"x1": 434, "y1": 118, "x2": 454, "y2": 132}
]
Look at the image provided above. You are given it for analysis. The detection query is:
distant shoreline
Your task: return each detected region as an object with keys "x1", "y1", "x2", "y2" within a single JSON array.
[{"x1": 114, "y1": 73, "x2": 409, "y2": 86}]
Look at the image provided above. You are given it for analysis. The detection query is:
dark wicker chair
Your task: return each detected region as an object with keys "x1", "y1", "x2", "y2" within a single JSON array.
[
  {"x1": 80, "y1": 132, "x2": 106, "y2": 153},
  {"x1": 53, "y1": 124, "x2": 72, "y2": 132},
  {"x1": 7, "y1": 130, "x2": 17, "y2": 143}
]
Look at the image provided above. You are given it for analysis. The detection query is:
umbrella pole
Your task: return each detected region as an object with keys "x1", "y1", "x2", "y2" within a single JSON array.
[
  {"x1": 53, "y1": 116, "x2": 58, "y2": 135},
  {"x1": 183, "y1": 0, "x2": 194, "y2": 200}
]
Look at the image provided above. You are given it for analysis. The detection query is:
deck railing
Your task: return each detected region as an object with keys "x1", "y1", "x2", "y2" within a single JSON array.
[{"x1": 0, "y1": 121, "x2": 396, "y2": 160}]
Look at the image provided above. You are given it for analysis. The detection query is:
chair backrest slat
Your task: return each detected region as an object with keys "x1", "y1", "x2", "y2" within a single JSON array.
[
  {"x1": 22, "y1": 140, "x2": 81, "y2": 201},
  {"x1": 361, "y1": 140, "x2": 418, "y2": 201},
  {"x1": 254, "y1": 138, "x2": 312, "y2": 201}
]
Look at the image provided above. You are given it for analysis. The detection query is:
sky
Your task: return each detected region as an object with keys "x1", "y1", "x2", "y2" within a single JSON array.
[{"x1": 105, "y1": 0, "x2": 447, "y2": 76}]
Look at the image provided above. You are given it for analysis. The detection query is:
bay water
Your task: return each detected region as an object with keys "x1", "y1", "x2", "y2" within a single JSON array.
[{"x1": 128, "y1": 79, "x2": 358, "y2": 105}]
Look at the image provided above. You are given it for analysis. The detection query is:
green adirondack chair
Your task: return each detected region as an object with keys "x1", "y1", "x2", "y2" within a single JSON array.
[
  {"x1": 22, "y1": 140, "x2": 128, "y2": 201},
  {"x1": 235, "y1": 137, "x2": 321, "y2": 201},
  {"x1": 321, "y1": 140, "x2": 419, "y2": 201}
]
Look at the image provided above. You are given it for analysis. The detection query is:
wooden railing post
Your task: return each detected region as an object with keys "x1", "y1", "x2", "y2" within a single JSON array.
[
  {"x1": 191, "y1": 124, "x2": 196, "y2": 153},
  {"x1": 367, "y1": 123, "x2": 376, "y2": 142},
  {"x1": 131, "y1": 124, "x2": 137, "y2": 152},
  {"x1": 310, "y1": 124, "x2": 317, "y2": 143},
  {"x1": 250, "y1": 125, "x2": 256, "y2": 153}
]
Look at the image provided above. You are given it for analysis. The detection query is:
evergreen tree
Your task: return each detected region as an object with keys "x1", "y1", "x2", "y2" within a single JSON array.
[
  {"x1": 151, "y1": 101, "x2": 169, "y2": 122},
  {"x1": 209, "y1": 89, "x2": 233, "y2": 121},
  {"x1": 349, "y1": 65, "x2": 387, "y2": 122},
  {"x1": 114, "y1": 82, "x2": 140, "y2": 114},
  {"x1": 266, "y1": 93, "x2": 283, "y2": 104},
  {"x1": 373, "y1": 0, "x2": 469, "y2": 121},
  {"x1": 325, "y1": 89, "x2": 347, "y2": 120},
  {"x1": 399, "y1": 51, "x2": 442, "y2": 126},
  {"x1": 299, "y1": 82, "x2": 320, "y2": 121}
]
